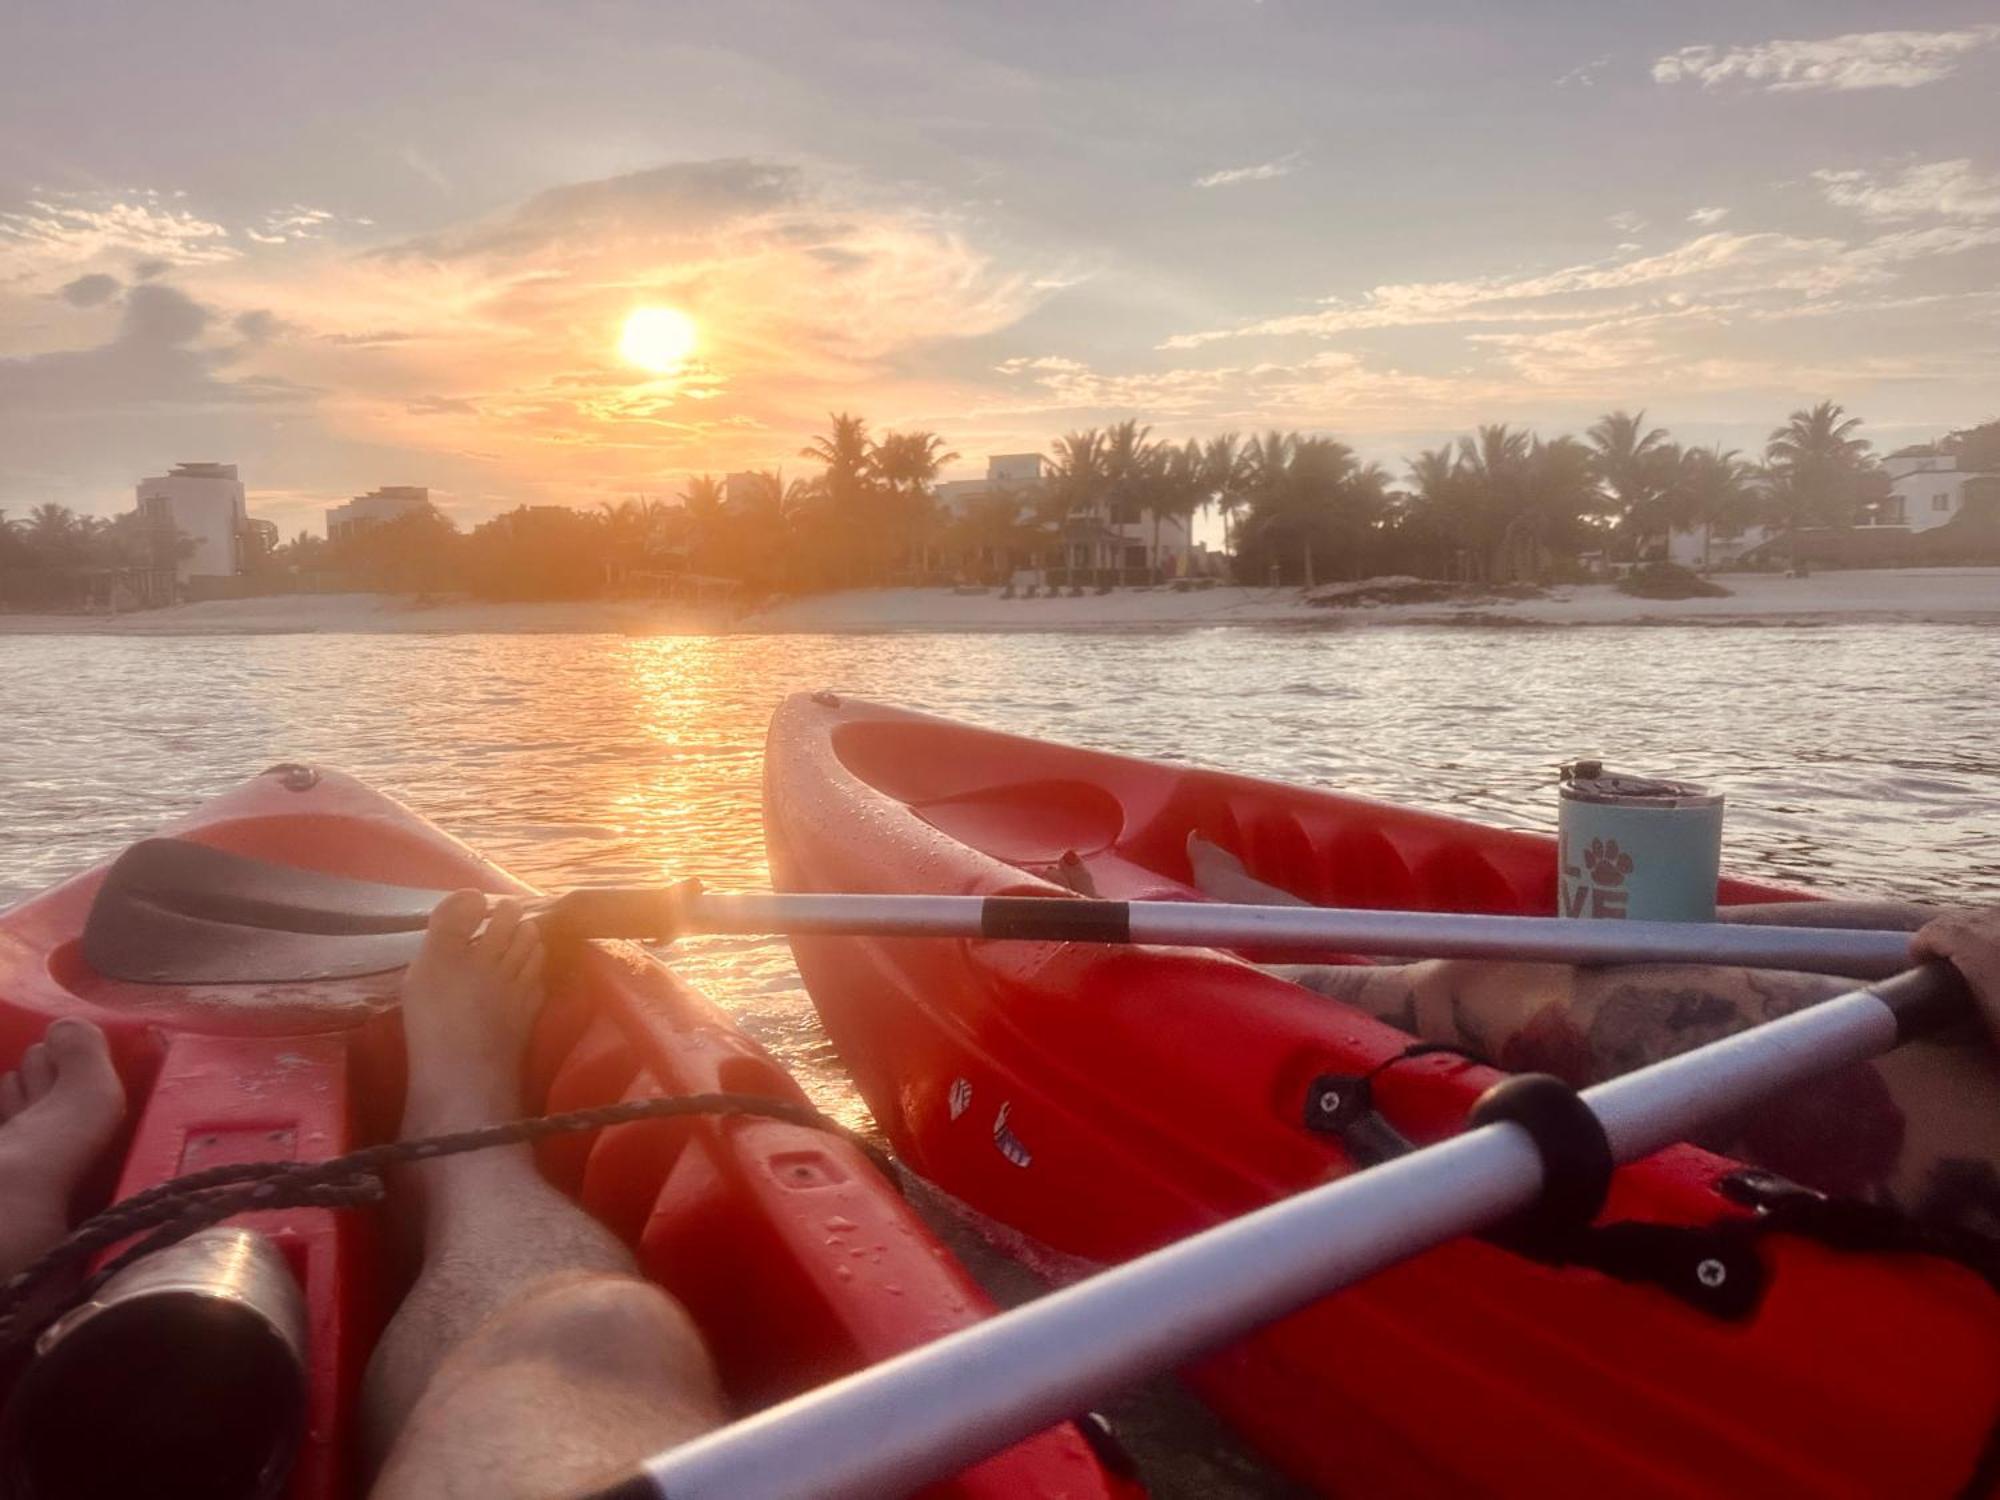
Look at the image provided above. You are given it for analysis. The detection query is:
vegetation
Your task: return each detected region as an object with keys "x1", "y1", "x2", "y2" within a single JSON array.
[
  {"x1": 4, "y1": 401, "x2": 1989, "y2": 610},
  {"x1": 1616, "y1": 563, "x2": 1732, "y2": 600}
]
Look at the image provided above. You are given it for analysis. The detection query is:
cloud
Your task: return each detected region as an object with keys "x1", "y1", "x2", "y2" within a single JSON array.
[
  {"x1": 0, "y1": 192, "x2": 235, "y2": 279},
  {"x1": 1607, "y1": 210, "x2": 1646, "y2": 234},
  {"x1": 1160, "y1": 217, "x2": 2000, "y2": 355},
  {"x1": 383, "y1": 159, "x2": 805, "y2": 263},
  {"x1": 204, "y1": 157, "x2": 1052, "y2": 498},
  {"x1": 58, "y1": 273, "x2": 121, "y2": 308},
  {"x1": 1652, "y1": 26, "x2": 2000, "y2": 93},
  {"x1": 0, "y1": 283, "x2": 304, "y2": 411},
  {"x1": 1194, "y1": 152, "x2": 1303, "y2": 189},
  {"x1": 1814, "y1": 159, "x2": 2000, "y2": 221},
  {"x1": 1687, "y1": 206, "x2": 1729, "y2": 226},
  {"x1": 233, "y1": 308, "x2": 284, "y2": 342},
  {"x1": 1556, "y1": 55, "x2": 1611, "y2": 89}
]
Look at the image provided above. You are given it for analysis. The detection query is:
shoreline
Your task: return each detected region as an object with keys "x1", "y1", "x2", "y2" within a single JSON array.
[{"x1": 2, "y1": 568, "x2": 1996, "y2": 637}]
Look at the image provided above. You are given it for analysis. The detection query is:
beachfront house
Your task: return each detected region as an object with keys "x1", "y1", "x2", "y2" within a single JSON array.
[
  {"x1": 1873, "y1": 448, "x2": 1984, "y2": 532},
  {"x1": 1666, "y1": 522, "x2": 1772, "y2": 570},
  {"x1": 326, "y1": 485, "x2": 436, "y2": 542},
  {"x1": 135, "y1": 462, "x2": 250, "y2": 587},
  {"x1": 936, "y1": 453, "x2": 1202, "y2": 586}
]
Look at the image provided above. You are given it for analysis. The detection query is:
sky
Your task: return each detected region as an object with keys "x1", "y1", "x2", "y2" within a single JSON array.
[{"x1": 2, "y1": 1, "x2": 1997, "y2": 540}]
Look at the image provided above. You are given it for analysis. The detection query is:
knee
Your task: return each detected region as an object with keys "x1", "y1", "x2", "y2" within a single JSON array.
[{"x1": 483, "y1": 1273, "x2": 719, "y2": 1391}]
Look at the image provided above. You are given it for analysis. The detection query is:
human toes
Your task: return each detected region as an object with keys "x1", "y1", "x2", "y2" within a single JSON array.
[
  {"x1": 472, "y1": 897, "x2": 525, "y2": 965},
  {"x1": 0, "y1": 1069, "x2": 23, "y2": 1123},
  {"x1": 427, "y1": 889, "x2": 488, "y2": 945},
  {"x1": 498, "y1": 916, "x2": 542, "y2": 978},
  {"x1": 17, "y1": 1039, "x2": 53, "y2": 1100},
  {"x1": 42, "y1": 1020, "x2": 123, "y2": 1113}
]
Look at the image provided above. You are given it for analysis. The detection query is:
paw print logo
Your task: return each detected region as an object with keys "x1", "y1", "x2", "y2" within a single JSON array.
[{"x1": 1585, "y1": 837, "x2": 1635, "y2": 887}]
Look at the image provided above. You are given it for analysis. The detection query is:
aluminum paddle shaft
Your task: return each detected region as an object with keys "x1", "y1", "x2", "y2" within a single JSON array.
[
  {"x1": 584, "y1": 964, "x2": 1964, "y2": 1500},
  {"x1": 584, "y1": 888, "x2": 1917, "y2": 977}
]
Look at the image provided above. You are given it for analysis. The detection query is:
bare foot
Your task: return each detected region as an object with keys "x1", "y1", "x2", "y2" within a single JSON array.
[
  {"x1": 0, "y1": 1018, "x2": 126, "y2": 1281},
  {"x1": 398, "y1": 892, "x2": 547, "y2": 1140}
]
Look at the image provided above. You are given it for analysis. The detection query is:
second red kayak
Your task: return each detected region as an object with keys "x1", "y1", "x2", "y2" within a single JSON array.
[{"x1": 764, "y1": 692, "x2": 2000, "y2": 1498}]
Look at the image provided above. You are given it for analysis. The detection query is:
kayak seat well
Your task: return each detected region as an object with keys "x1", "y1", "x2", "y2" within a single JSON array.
[
  {"x1": 1122, "y1": 780, "x2": 1557, "y2": 914},
  {"x1": 911, "y1": 780, "x2": 1125, "y2": 866}
]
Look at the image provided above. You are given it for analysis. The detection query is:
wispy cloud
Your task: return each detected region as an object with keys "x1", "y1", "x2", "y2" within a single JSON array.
[
  {"x1": 1556, "y1": 55, "x2": 1611, "y2": 89},
  {"x1": 1687, "y1": 206, "x2": 1729, "y2": 227},
  {"x1": 1194, "y1": 152, "x2": 1303, "y2": 189},
  {"x1": 0, "y1": 191, "x2": 236, "y2": 278},
  {"x1": 1161, "y1": 222, "x2": 2000, "y2": 351},
  {"x1": 1653, "y1": 26, "x2": 2000, "y2": 93},
  {"x1": 1814, "y1": 159, "x2": 2000, "y2": 221},
  {"x1": 1607, "y1": 210, "x2": 1646, "y2": 234}
]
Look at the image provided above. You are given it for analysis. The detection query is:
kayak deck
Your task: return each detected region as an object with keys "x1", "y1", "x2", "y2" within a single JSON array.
[{"x1": 0, "y1": 764, "x2": 1131, "y2": 1500}]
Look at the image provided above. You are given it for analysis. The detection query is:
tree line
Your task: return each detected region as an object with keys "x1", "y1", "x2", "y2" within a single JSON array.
[{"x1": 5, "y1": 406, "x2": 1994, "y2": 608}]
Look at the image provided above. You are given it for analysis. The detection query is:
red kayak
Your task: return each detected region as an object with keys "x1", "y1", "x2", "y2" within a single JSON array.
[
  {"x1": 764, "y1": 692, "x2": 2000, "y2": 1498},
  {"x1": 0, "y1": 765, "x2": 1134, "y2": 1500}
]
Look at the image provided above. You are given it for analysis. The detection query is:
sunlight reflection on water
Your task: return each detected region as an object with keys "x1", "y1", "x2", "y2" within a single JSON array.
[{"x1": 4, "y1": 625, "x2": 1996, "y2": 1126}]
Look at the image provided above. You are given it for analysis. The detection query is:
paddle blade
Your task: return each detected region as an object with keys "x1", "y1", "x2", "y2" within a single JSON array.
[{"x1": 84, "y1": 839, "x2": 447, "y2": 984}]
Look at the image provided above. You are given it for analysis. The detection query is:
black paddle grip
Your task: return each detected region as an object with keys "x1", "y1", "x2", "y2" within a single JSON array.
[
  {"x1": 1870, "y1": 961, "x2": 1973, "y2": 1043},
  {"x1": 982, "y1": 897, "x2": 1131, "y2": 944}
]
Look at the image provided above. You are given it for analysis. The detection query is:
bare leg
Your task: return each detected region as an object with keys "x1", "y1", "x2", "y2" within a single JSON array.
[
  {"x1": 1277, "y1": 957, "x2": 2000, "y2": 1235},
  {"x1": 365, "y1": 892, "x2": 725, "y2": 1500},
  {"x1": 0, "y1": 1018, "x2": 125, "y2": 1282}
]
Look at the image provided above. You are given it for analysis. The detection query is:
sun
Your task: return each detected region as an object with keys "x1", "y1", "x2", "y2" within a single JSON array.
[{"x1": 618, "y1": 306, "x2": 699, "y2": 373}]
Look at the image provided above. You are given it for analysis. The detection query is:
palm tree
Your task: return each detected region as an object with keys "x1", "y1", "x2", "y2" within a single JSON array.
[
  {"x1": 1666, "y1": 446, "x2": 1758, "y2": 569},
  {"x1": 1235, "y1": 432, "x2": 1380, "y2": 587},
  {"x1": 24, "y1": 503, "x2": 83, "y2": 562},
  {"x1": 874, "y1": 431, "x2": 959, "y2": 496},
  {"x1": 679, "y1": 473, "x2": 725, "y2": 520},
  {"x1": 800, "y1": 413, "x2": 878, "y2": 504},
  {"x1": 1044, "y1": 429, "x2": 1108, "y2": 575},
  {"x1": 873, "y1": 431, "x2": 958, "y2": 578},
  {"x1": 1763, "y1": 401, "x2": 1882, "y2": 568},
  {"x1": 1200, "y1": 433, "x2": 1249, "y2": 556},
  {"x1": 1586, "y1": 410, "x2": 1672, "y2": 560}
]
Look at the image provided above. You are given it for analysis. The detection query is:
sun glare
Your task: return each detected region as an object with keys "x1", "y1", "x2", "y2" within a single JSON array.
[{"x1": 618, "y1": 306, "x2": 699, "y2": 374}]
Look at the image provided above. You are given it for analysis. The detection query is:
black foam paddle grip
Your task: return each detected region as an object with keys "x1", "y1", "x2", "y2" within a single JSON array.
[
  {"x1": 1870, "y1": 961, "x2": 1973, "y2": 1043},
  {"x1": 981, "y1": 897, "x2": 1131, "y2": 944}
]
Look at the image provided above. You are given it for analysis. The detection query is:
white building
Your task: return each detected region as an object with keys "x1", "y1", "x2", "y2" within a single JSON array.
[
  {"x1": 135, "y1": 462, "x2": 248, "y2": 583},
  {"x1": 1666, "y1": 524, "x2": 1772, "y2": 569},
  {"x1": 935, "y1": 453, "x2": 1046, "y2": 518},
  {"x1": 936, "y1": 451, "x2": 1203, "y2": 579},
  {"x1": 1876, "y1": 449, "x2": 1980, "y2": 532},
  {"x1": 327, "y1": 486, "x2": 435, "y2": 542}
]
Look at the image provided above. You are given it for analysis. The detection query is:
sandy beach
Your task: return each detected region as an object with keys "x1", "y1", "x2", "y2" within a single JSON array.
[{"x1": 2, "y1": 568, "x2": 1995, "y2": 636}]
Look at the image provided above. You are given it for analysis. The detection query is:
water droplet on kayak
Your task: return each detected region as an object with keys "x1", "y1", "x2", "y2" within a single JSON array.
[{"x1": 824, "y1": 1215, "x2": 857, "y2": 1233}]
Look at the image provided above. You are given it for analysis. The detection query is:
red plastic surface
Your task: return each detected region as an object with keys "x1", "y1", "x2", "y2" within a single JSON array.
[
  {"x1": 764, "y1": 692, "x2": 2000, "y2": 1499},
  {"x1": 0, "y1": 766, "x2": 1133, "y2": 1500}
]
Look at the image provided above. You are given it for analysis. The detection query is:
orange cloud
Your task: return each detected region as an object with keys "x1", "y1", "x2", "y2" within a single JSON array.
[{"x1": 214, "y1": 160, "x2": 1046, "y2": 505}]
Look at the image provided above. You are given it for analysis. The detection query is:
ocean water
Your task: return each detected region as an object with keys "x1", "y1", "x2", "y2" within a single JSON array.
[{"x1": 4, "y1": 624, "x2": 1996, "y2": 1124}]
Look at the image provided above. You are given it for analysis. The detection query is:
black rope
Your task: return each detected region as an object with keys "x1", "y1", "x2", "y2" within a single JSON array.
[{"x1": 0, "y1": 1092, "x2": 888, "y2": 1359}]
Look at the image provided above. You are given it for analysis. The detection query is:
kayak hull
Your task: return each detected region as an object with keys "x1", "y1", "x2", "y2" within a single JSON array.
[
  {"x1": 0, "y1": 765, "x2": 1131, "y2": 1500},
  {"x1": 764, "y1": 692, "x2": 2000, "y2": 1498}
]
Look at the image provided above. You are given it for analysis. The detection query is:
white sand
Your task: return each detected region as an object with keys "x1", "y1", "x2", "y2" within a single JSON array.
[{"x1": 3, "y1": 569, "x2": 1995, "y2": 637}]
